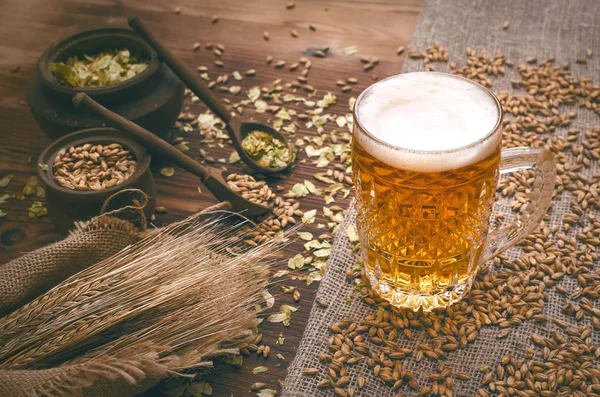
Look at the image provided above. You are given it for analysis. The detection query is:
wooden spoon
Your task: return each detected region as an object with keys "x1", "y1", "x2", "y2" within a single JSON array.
[
  {"x1": 128, "y1": 16, "x2": 294, "y2": 175},
  {"x1": 72, "y1": 93, "x2": 270, "y2": 217}
]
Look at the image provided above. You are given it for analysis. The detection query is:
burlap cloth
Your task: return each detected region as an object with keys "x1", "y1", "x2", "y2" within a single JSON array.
[{"x1": 283, "y1": 0, "x2": 599, "y2": 396}]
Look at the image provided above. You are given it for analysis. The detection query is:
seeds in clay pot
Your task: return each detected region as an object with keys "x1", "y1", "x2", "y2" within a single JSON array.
[{"x1": 52, "y1": 142, "x2": 137, "y2": 191}]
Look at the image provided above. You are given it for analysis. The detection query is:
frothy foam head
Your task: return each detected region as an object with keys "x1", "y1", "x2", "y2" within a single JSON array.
[{"x1": 355, "y1": 72, "x2": 501, "y2": 172}]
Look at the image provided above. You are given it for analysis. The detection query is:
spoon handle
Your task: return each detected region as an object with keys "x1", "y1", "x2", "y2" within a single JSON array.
[
  {"x1": 72, "y1": 93, "x2": 210, "y2": 181},
  {"x1": 128, "y1": 16, "x2": 233, "y2": 124}
]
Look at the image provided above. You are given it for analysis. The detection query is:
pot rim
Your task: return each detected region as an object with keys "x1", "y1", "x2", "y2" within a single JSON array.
[
  {"x1": 37, "y1": 27, "x2": 161, "y2": 96},
  {"x1": 38, "y1": 127, "x2": 152, "y2": 198}
]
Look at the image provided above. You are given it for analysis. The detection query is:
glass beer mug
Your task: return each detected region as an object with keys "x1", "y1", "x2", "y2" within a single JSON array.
[{"x1": 352, "y1": 72, "x2": 556, "y2": 311}]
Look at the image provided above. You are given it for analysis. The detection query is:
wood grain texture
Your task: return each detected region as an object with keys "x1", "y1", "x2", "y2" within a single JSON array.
[{"x1": 0, "y1": 0, "x2": 422, "y2": 395}]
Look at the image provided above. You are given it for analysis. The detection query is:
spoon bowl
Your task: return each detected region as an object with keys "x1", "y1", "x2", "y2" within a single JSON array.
[{"x1": 227, "y1": 118, "x2": 294, "y2": 174}]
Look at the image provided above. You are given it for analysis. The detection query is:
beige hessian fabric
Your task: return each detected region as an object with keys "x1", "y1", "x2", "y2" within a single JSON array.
[{"x1": 283, "y1": 0, "x2": 599, "y2": 396}]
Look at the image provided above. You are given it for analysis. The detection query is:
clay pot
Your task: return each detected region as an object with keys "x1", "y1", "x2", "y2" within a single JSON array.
[
  {"x1": 27, "y1": 27, "x2": 184, "y2": 141},
  {"x1": 37, "y1": 127, "x2": 156, "y2": 234}
]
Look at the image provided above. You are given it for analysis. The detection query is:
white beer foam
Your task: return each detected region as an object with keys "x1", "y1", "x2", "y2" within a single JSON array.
[{"x1": 355, "y1": 72, "x2": 500, "y2": 173}]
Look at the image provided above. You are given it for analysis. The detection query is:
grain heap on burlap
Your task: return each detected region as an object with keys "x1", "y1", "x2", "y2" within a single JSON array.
[
  {"x1": 0, "y1": 202, "x2": 272, "y2": 397},
  {"x1": 283, "y1": 0, "x2": 600, "y2": 396}
]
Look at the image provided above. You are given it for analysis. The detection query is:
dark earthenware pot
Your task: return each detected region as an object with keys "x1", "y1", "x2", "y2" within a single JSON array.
[
  {"x1": 27, "y1": 27, "x2": 184, "y2": 141},
  {"x1": 38, "y1": 127, "x2": 157, "y2": 234}
]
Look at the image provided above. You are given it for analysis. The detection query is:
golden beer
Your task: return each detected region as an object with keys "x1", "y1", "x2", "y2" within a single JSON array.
[
  {"x1": 351, "y1": 72, "x2": 555, "y2": 311},
  {"x1": 352, "y1": 139, "x2": 500, "y2": 310}
]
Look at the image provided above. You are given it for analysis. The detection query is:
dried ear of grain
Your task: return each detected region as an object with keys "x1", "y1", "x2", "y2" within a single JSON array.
[{"x1": 0, "y1": 206, "x2": 275, "y2": 396}]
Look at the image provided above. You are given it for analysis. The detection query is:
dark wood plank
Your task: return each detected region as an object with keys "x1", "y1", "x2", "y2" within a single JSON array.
[{"x1": 0, "y1": 0, "x2": 422, "y2": 395}]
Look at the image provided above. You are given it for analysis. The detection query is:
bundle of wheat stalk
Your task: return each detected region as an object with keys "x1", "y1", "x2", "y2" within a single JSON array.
[{"x1": 0, "y1": 210, "x2": 275, "y2": 397}]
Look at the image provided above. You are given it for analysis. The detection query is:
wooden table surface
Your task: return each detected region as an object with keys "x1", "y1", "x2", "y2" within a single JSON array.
[{"x1": 0, "y1": 0, "x2": 421, "y2": 395}]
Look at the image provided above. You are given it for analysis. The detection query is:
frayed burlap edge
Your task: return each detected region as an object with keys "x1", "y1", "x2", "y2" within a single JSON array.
[{"x1": 0, "y1": 354, "x2": 169, "y2": 397}]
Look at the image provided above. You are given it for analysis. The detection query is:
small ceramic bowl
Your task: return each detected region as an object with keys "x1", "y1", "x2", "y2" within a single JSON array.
[
  {"x1": 38, "y1": 127, "x2": 157, "y2": 234},
  {"x1": 27, "y1": 27, "x2": 184, "y2": 141}
]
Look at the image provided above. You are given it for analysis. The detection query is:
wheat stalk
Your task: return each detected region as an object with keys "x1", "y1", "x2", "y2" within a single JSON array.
[{"x1": 0, "y1": 210, "x2": 274, "y2": 371}]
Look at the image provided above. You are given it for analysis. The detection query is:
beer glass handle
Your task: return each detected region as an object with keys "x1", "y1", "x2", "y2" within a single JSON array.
[{"x1": 482, "y1": 147, "x2": 556, "y2": 262}]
